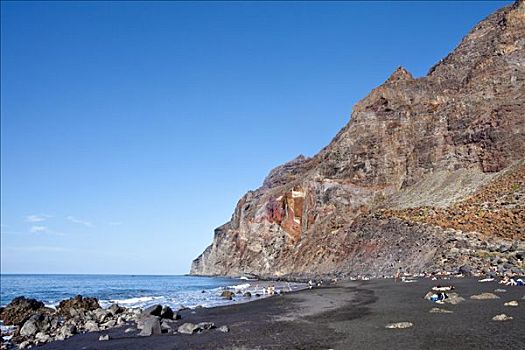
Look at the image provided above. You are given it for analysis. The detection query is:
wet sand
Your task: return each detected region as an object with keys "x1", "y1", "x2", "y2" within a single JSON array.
[{"x1": 39, "y1": 278, "x2": 524, "y2": 350}]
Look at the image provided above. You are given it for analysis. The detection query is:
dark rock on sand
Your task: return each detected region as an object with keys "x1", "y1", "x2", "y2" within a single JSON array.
[
  {"x1": 221, "y1": 291, "x2": 235, "y2": 300},
  {"x1": 458, "y1": 265, "x2": 472, "y2": 276},
  {"x1": 94, "y1": 308, "x2": 111, "y2": 322},
  {"x1": 0, "y1": 296, "x2": 48, "y2": 325},
  {"x1": 443, "y1": 292, "x2": 465, "y2": 305},
  {"x1": 19, "y1": 316, "x2": 40, "y2": 337},
  {"x1": 385, "y1": 322, "x2": 413, "y2": 329},
  {"x1": 84, "y1": 320, "x2": 100, "y2": 332},
  {"x1": 470, "y1": 292, "x2": 500, "y2": 300},
  {"x1": 141, "y1": 304, "x2": 162, "y2": 317},
  {"x1": 492, "y1": 313, "x2": 513, "y2": 321},
  {"x1": 58, "y1": 295, "x2": 100, "y2": 317},
  {"x1": 160, "y1": 322, "x2": 173, "y2": 334},
  {"x1": 176, "y1": 322, "x2": 215, "y2": 335},
  {"x1": 177, "y1": 322, "x2": 200, "y2": 334},
  {"x1": 57, "y1": 324, "x2": 77, "y2": 339},
  {"x1": 160, "y1": 306, "x2": 174, "y2": 320},
  {"x1": 138, "y1": 317, "x2": 162, "y2": 336},
  {"x1": 19, "y1": 314, "x2": 55, "y2": 336},
  {"x1": 108, "y1": 304, "x2": 124, "y2": 315}
]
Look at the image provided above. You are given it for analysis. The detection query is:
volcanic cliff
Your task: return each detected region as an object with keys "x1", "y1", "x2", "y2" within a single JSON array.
[{"x1": 191, "y1": 1, "x2": 525, "y2": 279}]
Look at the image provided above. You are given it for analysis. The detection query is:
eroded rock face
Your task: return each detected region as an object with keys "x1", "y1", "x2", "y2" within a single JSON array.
[{"x1": 191, "y1": 1, "x2": 525, "y2": 278}]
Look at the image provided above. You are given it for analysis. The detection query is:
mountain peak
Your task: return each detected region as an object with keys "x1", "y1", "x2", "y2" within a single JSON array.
[
  {"x1": 191, "y1": 2, "x2": 525, "y2": 279},
  {"x1": 385, "y1": 66, "x2": 413, "y2": 83}
]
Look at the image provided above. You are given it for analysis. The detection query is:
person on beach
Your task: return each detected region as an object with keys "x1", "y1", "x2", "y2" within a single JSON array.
[
  {"x1": 268, "y1": 285, "x2": 276, "y2": 295},
  {"x1": 394, "y1": 268, "x2": 402, "y2": 282}
]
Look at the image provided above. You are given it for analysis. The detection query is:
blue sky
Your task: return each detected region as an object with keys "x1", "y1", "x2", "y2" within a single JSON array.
[{"x1": 1, "y1": 1, "x2": 508, "y2": 274}]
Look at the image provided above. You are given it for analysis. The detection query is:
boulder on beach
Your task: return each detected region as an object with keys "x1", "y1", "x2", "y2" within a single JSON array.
[
  {"x1": 443, "y1": 293, "x2": 465, "y2": 305},
  {"x1": 504, "y1": 300, "x2": 518, "y2": 307},
  {"x1": 161, "y1": 322, "x2": 173, "y2": 334},
  {"x1": 19, "y1": 313, "x2": 56, "y2": 337},
  {"x1": 20, "y1": 316, "x2": 40, "y2": 337},
  {"x1": 138, "y1": 317, "x2": 162, "y2": 336},
  {"x1": 177, "y1": 322, "x2": 215, "y2": 334},
  {"x1": 221, "y1": 291, "x2": 235, "y2": 300},
  {"x1": 19, "y1": 341, "x2": 31, "y2": 349},
  {"x1": 108, "y1": 304, "x2": 124, "y2": 315},
  {"x1": 492, "y1": 314, "x2": 513, "y2": 321},
  {"x1": 35, "y1": 332, "x2": 51, "y2": 344},
  {"x1": 141, "y1": 304, "x2": 162, "y2": 317},
  {"x1": 0, "y1": 296, "x2": 48, "y2": 326},
  {"x1": 385, "y1": 322, "x2": 413, "y2": 329},
  {"x1": 470, "y1": 293, "x2": 500, "y2": 300},
  {"x1": 57, "y1": 324, "x2": 77, "y2": 339},
  {"x1": 101, "y1": 319, "x2": 116, "y2": 328},
  {"x1": 160, "y1": 305, "x2": 175, "y2": 319},
  {"x1": 94, "y1": 308, "x2": 110, "y2": 322},
  {"x1": 58, "y1": 295, "x2": 100, "y2": 316},
  {"x1": 178, "y1": 322, "x2": 200, "y2": 334},
  {"x1": 84, "y1": 320, "x2": 100, "y2": 332},
  {"x1": 218, "y1": 325, "x2": 230, "y2": 333},
  {"x1": 429, "y1": 307, "x2": 453, "y2": 314}
]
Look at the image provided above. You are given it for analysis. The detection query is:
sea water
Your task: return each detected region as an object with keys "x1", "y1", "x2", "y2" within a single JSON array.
[{"x1": 0, "y1": 274, "x2": 304, "y2": 310}]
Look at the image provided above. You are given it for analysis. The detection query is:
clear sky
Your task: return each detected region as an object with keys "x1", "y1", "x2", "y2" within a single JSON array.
[{"x1": 1, "y1": 1, "x2": 509, "y2": 275}]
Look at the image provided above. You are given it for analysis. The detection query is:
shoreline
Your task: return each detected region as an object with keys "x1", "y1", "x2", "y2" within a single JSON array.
[
  {"x1": 0, "y1": 275, "x2": 308, "y2": 310},
  {"x1": 0, "y1": 278, "x2": 309, "y2": 349},
  {"x1": 2, "y1": 276, "x2": 524, "y2": 349}
]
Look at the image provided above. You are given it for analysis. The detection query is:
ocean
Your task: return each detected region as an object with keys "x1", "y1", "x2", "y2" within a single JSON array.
[{"x1": 0, "y1": 274, "x2": 304, "y2": 310}]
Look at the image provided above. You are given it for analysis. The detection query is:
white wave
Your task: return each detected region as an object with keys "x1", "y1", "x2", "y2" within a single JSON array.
[
  {"x1": 0, "y1": 323, "x2": 16, "y2": 337},
  {"x1": 99, "y1": 296, "x2": 165, "y2": 309},
  {"x1": 112, "y1": 296, "x2": 158, "y2": 305},
  {"x1": 227, "y1": 283, "x2": 251, "y2": 291}
]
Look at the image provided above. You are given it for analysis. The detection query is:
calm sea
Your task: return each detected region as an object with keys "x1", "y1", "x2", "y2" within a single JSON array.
[{"x1": 0, "y1": 274, "x2": 304, "y2": 310}]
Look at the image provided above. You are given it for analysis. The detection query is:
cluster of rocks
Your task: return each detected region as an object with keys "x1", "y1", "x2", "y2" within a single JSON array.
[
  {"x1": 0, "y1": 295, "x2": 130, "y2": 349},
  {"x1": 134, "y1": 304, "x2": 180, "y2": 336},
  {"x1": 0, "y1": 295, "x2": 231, "y2": 349},
  {"x1": 220, "y1": 290, "x2": 255, "y2": 300},
  {"x1": 438, "y1": 231, "x2": 525, "y2": 277}
]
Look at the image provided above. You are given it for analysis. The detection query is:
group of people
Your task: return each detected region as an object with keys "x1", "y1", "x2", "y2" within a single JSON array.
[
  {"x1": 499, "y1": 276, "x2": 525, "y2": 286},
  {"x1": 307, "y1": 280, "x2": 324, "y2": 289}
]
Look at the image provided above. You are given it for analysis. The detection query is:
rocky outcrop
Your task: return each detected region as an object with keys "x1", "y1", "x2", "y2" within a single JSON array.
[
  {"x1": 0, "y1": 297, "x2": 50, "y2": 326},
  {"x1": 0, "y1": 296, "x2": 188, "y2": 349},
  {"x1": 191, "y1": 1, "x2": 525, "y2": 278},
  {"x1": 58, "y1": 295, "x2": 100, "y2": 317}
]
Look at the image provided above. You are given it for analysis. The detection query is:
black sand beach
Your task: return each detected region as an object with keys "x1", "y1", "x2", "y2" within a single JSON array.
[{"x1": 37, "y1": 278, "x2": 524, "y2": 350}]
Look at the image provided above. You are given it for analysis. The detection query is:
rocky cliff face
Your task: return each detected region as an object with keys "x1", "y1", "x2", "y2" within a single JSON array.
[{"x1": 191, "y1": 1, "x2": 525, "y2": 278}]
